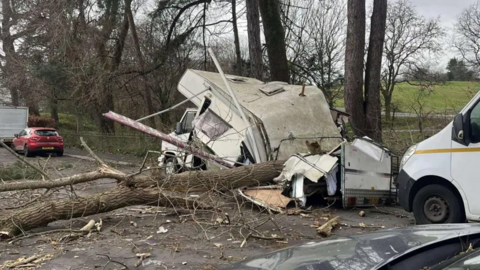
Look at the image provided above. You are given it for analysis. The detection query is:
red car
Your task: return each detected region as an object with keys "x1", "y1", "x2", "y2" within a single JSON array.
[{"x1": 12, "y1": 127, "x2": 64, "y2": 157}]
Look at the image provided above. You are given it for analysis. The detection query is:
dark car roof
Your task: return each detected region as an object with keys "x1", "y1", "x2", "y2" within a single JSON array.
[{"x1": 223, "y1": 224, "x2": 480, "y2": 270}]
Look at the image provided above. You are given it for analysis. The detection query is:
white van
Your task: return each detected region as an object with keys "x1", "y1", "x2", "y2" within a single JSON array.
[{"x1": 398, "y1": 91, "x2": 480, "y2": 224}]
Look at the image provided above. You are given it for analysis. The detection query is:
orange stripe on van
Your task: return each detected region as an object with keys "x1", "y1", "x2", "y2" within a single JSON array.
[{"x1": 415, "y1": 148, "x2": 480, "y2": 154}]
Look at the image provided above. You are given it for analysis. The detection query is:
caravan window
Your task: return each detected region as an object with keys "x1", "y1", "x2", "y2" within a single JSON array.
[{"x1": 195, "y1": 109, "x2": 230, "y2": 140}]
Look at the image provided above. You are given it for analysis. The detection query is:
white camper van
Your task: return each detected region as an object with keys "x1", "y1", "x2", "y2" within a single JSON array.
[
  {"x1": 398, "y1": 91, "x2": 480, "y2": 224},
  {"x1": 158, "y1": 69, "x2": 345, "y2": 173}
]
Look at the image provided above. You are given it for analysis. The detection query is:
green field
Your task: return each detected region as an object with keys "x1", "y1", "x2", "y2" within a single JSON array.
[{"x1": 335, "y1": 81, "x2": 479, "y2": 113}]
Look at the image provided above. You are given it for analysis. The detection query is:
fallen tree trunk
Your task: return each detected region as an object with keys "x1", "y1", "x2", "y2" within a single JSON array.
[
  {"x1": 0, "y1": 160, "x2": 285, "y2": 193},
  {"x1": 0, "y1": 185, "x2": 209, "y2": 238},
  {"x1": 135, "y1": 160, "x2": 286, "y2": 192},
  {"x1": 0, "y1": 168, "x2": 127, "y2": 192},
  {"x1": 0, "y1": 160, "x2": 285, "y2": 238}
]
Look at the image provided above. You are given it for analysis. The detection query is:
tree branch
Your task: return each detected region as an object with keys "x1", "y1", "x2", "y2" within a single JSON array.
[
  {"x1": 0, "y1": 168, "x2": 127, "y2": 192},
  {"x1": 0, "y1": 141, "x2": 50, "y2": 180}
]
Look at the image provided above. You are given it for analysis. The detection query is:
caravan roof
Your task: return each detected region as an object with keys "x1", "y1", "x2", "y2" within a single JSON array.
[{"x1": 177, "y1": 69, "x2": 342, "y2": 160}]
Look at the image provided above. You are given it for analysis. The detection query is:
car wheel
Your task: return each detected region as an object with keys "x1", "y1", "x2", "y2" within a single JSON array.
[
  {"x1": 24, "y1": 144, "x2": 34, "y2": 157},
  {"x1": 164, "y1": 157, "x2": 178, "y2": 175},
  {"x1": 413, "y1": 184, "x2": 465, "y2": 224},
  {"x1": 57, "y1": 150, "x2": 64, "y2": 157}
]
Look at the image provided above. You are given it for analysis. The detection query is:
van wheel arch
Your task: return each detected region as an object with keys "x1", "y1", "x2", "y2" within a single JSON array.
[
  {"x1": 164, "y1": 152, "x2": 177, "y2": 160},
  {"x1": 409, "y1": 176, "x2": 466, "y2": 219}
]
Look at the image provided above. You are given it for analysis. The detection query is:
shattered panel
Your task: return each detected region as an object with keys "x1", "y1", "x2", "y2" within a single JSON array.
[
  {"x1": 239, "y1": 187, "x2": 293, "y2": 213},
  {"x1": 275, "y1": 154, "x2": 338, "y2": 184}
]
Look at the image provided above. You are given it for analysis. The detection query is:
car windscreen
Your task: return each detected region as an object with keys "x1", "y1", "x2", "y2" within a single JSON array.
[
  {"x1": 431, "y1": 249, "x2": 480, "y2": 270},
  {"x1": 34, "y1": 130, "x2": 58, "y2": 136}
]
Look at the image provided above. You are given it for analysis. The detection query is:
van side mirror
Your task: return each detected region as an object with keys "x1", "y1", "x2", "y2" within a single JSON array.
[
  {"x1": 452, "y1": 113, "x2": 469, "y2": 146},
  {"x1": 175, "y1": 122, "x2": 183, "y2": 134}
]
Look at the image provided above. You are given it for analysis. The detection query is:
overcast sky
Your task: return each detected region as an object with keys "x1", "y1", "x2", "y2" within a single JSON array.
[{"x1": 414, "y1": 0, "x2": 475, "y2": 69}]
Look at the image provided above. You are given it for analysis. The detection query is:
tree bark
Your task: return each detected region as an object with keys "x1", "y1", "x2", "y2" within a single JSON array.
[
  {"x1": 1, "y1": 0, "x2": 19, "y2": 106},
  {"x1": 245, "y1": 0, "x2": 263, "y2": 80},
  {"x1": 96, "y1": 0, "x2": 121, "y2": 133},
  {"x1": 135, "y1": 160, "x2": 285, "y2": 192},
  {"x1": 344, "y1": 0, "x2": 367, "y2": 136},
  {"x1": 125, "y1": 0, "x2": 156, "y2": 128},
  {"x1": 0, "y1": 169, "x2": 126, "y2": 192},
  {"x1": 232, "y1": 0, "x2": 243, "y2": 75},
  {"x1": 0, "y1": 185, "x2": 210, "y2": 238},
  {"x1": 364, "y1": 0, "x2": 387, "y2": 142},
  {"x1": 259, "y1": 0, "x2": 290, "y2": 83},
  {"x1": 0, "y1": 160, "x2": 285, "y2": 237}
]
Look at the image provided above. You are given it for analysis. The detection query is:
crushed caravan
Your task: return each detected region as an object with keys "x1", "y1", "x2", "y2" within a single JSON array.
[
  {"x1": 103, "y1": 48, "x2": 397, "y2": 211},
  {"x1": 157, "y1": 69, "x2": 345, "y2": 173},
  {"x1": 103, "y1": 70, "x2": 398, "y2": 211},
  {"x1": 241, "y1": 137, "x2": 399, "y2": 212}
]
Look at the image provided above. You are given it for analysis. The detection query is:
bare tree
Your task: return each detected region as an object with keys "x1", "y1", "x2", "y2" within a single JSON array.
[
  {"x1": 0, "y1": 0, "x2": 49, "y2": 111},
  {"x1": 259, "y1": 0, "x2": 290, "y2": 83},
  {"x1": 284, "y1": 0, "x2": 347, "y2": 106},
  {"x1": 0, "y1": 0, "x2": 21, "y2": 107},
  {"x1": 125, "y1": 0, "x2": 156, "y2": 128},
  {"x1": 232, "y1": 0, "x2": 243, "y2": 75},
  {"x1": 245, "y1": 0, "x2": 263, "y2": 80},
  {"x1": 454, "y1": 0, "x2": 480, "y2": 69},
  {"x1": 382, "y1": 0, "x2": 443, "y2": 120}
]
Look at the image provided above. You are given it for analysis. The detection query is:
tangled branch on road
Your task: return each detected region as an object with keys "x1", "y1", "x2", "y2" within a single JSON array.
[{"x1": 0, "y1": 140, "x2": 285, "y2": 239}]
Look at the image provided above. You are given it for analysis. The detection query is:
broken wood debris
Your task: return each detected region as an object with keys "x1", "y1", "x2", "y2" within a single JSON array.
[
  {"x1": 316, "y1": 216, "x2": 339, "y2": 237},
  {"x1": 135, "y1": 253, "x2": 151, "y2": 267},
  {"x1": 238, "y1": 186, "x2": 292, "y2": 213},
  {"x1": 2, "y1": 254, "x2": 52, "y2": 269}
]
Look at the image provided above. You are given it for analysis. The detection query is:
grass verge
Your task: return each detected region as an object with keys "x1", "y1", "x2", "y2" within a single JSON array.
[{"x1": 0, "y1": 161, "x2": 43, "y2": 181}]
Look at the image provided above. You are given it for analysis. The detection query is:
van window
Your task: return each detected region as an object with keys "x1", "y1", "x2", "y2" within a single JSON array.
[
  {"x1": 182, "y1": 111, "x2": 196, "y2": 133},
  {"x1": 470, "y1": 102, "x2": 480, "y2": 142}
]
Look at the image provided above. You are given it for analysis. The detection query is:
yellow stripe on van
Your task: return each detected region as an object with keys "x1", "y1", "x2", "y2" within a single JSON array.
[{"x1": 415, "y1": 148, "x2": 480, "y2": 154}]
